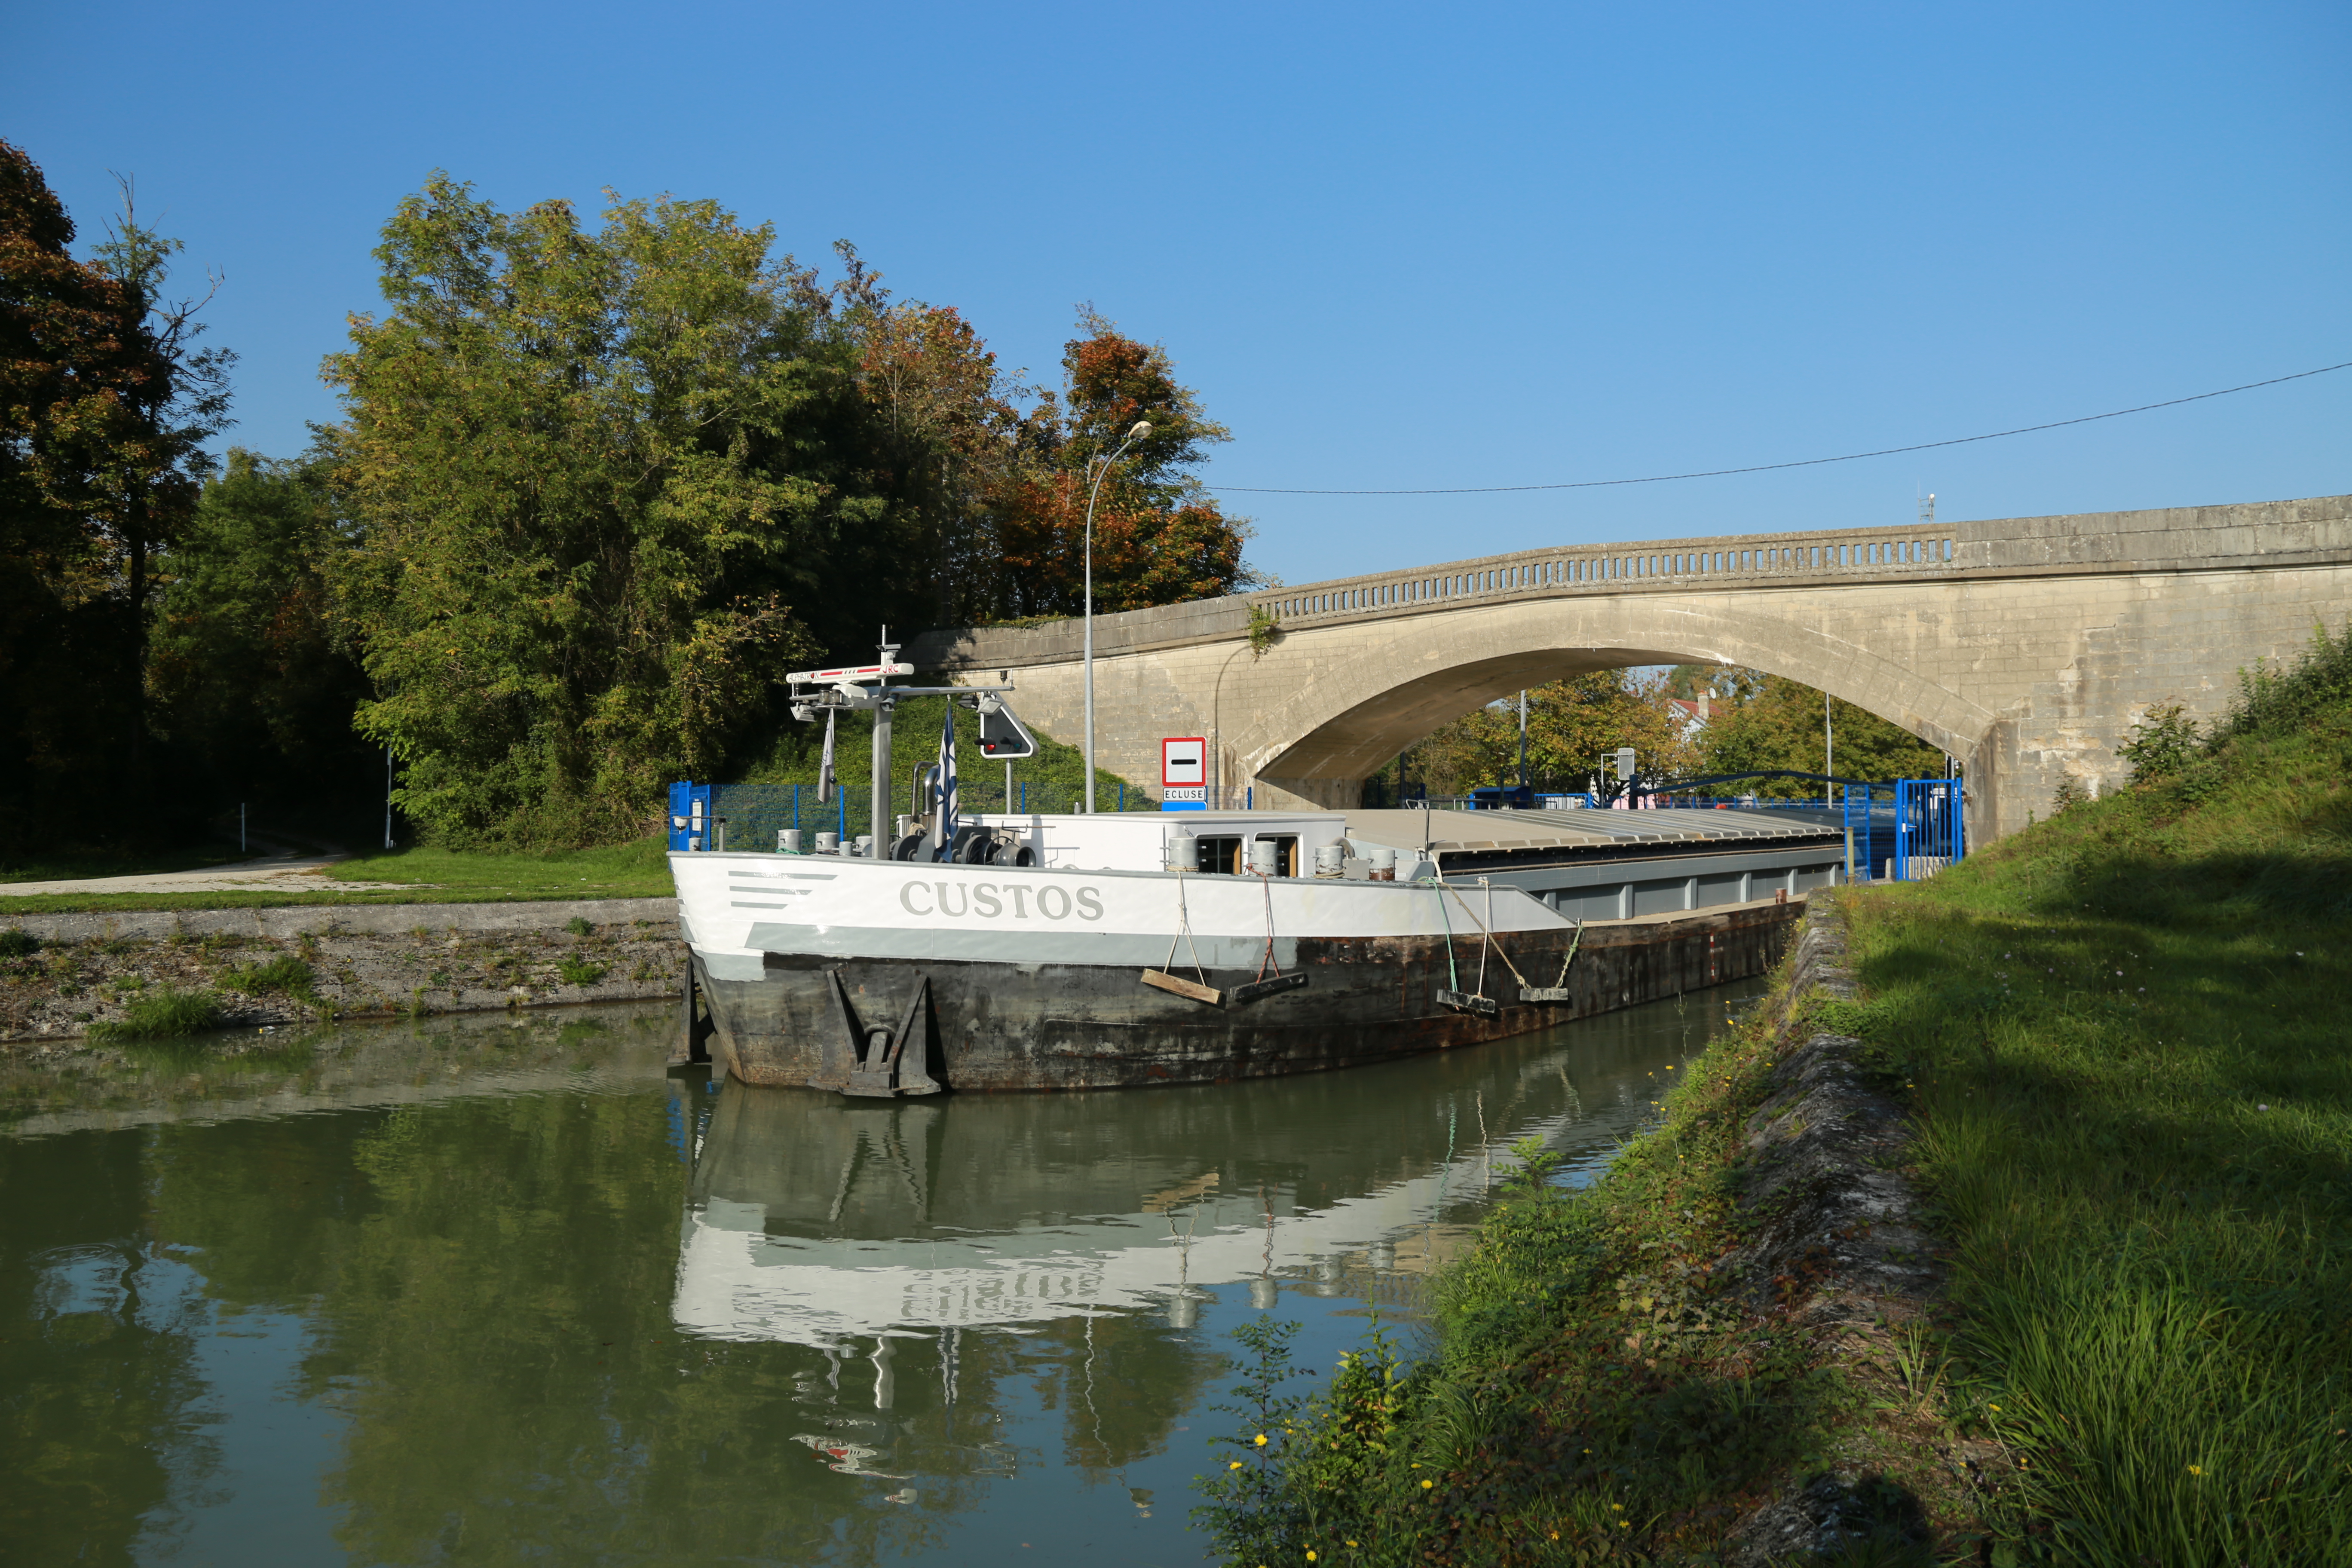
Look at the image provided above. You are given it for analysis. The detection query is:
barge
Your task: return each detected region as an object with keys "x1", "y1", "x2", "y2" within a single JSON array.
[{"x1": 669, "y1": 654, "x2": 1804, "y2": 1094}]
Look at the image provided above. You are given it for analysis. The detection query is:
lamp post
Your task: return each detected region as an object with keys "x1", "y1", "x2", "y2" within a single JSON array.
[{"x1": 1082, "y1": 420, "x2": 1152, "y2": 812}]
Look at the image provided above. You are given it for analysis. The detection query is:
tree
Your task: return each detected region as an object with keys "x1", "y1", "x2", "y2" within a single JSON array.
[
  {"x1": 147, "y1": 445, "x2": 375, "y2": 817},
  {"x1": 324, "y1": 176, "x2": 891, "y2": 848},
  {"x1": 0, "y1": 141, "x2": 229, "y2": 850},
  {"x1": 1404, "y1": 670, "x2": 1700, "y2": 797},
  {"x1": 1697, "y1": 673, "x2": 1948, "y2": 793},
  {"x1": 949, "y1": 309, "x2": 1257, "y2": 623}
]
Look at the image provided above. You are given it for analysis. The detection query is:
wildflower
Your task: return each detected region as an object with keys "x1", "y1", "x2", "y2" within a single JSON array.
[
  {"x1": 1619, "y1": 1521, "x2": 1630, "y2": 1530},
  {"x1": 1422, "y1": 1479, "x2": 1434, "y2": 1489},
  {"x1": 2189, "y1": 1465, "x2": 2204, "y2": 1476},
  {"x1": 1255, "y1": 1434, "x2": 1268, "y2": 1446},
  {"x1": 1307, "y1": 1554, "x2": 1317, "y2": 1562},
  {"x1": 1230, "y1": 1461, "x2": 1243, "y2": 1470},
  {"x1": 1611, "y1": 1504, "x2": 1622, "y2": 1511}
]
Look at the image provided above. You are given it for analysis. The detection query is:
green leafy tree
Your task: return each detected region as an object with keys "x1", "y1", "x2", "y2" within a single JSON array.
[
  {"x1": 1405, "y1": 670, "x2": 1700, "y2": 797},
  {"x1": 148, "y1": 445, "x2": 376, "y2": 816},
  {"x1": 323, "y1": 176, "x2": 897, "y2": 847},
  {"x1": 1697, "y1": 672, "x2": 1948, "y2": 792}
]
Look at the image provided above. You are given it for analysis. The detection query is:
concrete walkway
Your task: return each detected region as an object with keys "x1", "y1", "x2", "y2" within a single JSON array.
[{"x1": 0, "y1": 848, "x2": 424, "y2": 899}]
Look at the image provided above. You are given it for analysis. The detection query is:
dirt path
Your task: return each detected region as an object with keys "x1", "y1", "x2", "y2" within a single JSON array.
[{"x1": 0, "y1": 845, "x2": 423, "y2": 899}]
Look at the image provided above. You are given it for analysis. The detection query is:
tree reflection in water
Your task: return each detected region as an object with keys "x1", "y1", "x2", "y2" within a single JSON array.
[{"x1": 0, "y1": 983, "x2": 1754, "y2": 1564}]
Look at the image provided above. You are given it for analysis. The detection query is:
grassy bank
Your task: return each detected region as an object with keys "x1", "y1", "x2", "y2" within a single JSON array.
[
  {"x1": 0, "y1": 838, "x2": 676, "y2": 914},
  {"x1": 1195, "y1": 965, "x2": 1972, "y2": 1565},
  {"x1": 1201, "y1": 628, "x2": 2352, "y2": 1564},
  {"x1": 1835, "y1": 640, "x2": 2352, "y2": 1562}
]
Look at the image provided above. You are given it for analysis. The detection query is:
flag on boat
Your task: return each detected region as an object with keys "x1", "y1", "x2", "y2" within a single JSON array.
[
  {"x1": 817, "y1": 708, "x2": 837, "y2": 803},
  {"x1": 933, "y1": 703, "x2": 959, "y2": 857}
]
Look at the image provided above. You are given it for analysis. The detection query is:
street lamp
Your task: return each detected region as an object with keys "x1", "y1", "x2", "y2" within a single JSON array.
[{"x1": 1082, "y1": 419, "x2": 1152, "y2": 812}]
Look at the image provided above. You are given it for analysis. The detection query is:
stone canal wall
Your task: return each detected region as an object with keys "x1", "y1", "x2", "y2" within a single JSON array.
[
  {"x1": 1, "y1": 899, "x2": 684, "y2": 1044},
  {"x1": 2, "y1": 891, "x2": 1802, "y2": 1047}
]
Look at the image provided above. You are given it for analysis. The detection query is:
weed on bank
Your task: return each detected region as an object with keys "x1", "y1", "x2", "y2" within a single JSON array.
[{"x1": 1193, "y1": 998, "x2": 1965, "y2": 1565}]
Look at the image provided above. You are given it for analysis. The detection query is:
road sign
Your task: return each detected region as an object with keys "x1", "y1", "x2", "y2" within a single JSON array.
[
  {"x1": 1161, "y1": 784, "x2": 1207, "y2": 811},
  {"x1": 1162, "y1": 737, "x2": 1207, "y2": 789}
]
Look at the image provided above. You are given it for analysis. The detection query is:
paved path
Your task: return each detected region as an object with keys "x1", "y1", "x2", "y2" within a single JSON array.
[{"x1": 0, "y1": 848, "x2": 426, "y2": 899}]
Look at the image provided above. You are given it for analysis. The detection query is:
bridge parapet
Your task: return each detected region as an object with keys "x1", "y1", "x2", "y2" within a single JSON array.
[{"x1": 911, "y1": 494, "x2": 2352, "y2": 670}]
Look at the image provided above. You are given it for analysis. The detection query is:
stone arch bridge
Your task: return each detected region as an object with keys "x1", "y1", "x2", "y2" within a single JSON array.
[{"x1": 908, "y1": 494, "x2": 2352, "y2": 843}]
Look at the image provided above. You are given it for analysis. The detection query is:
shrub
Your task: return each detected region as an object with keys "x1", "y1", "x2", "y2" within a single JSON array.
[
  {"x1": 565, "y1": 916, "x2": 594, "y2": 937},
  {"x1": 2213, "y1": 619, "x2": 2352, "y2": 744},
  {"x1": 2116, "y1": 701, "x2": 2202, "y2": 784},
  {"x1": 0, "y1": 930, "x2": 38, "y2": 959},
  {"x1": 90, "y1": 987, "x2": 224, "y2": 1041},
  {"x1": 557, "y1": 956, "x2": 608, "y2": 986},
  {"x1": 219, "y1": 955, "x2": 317, "y2": 998}
]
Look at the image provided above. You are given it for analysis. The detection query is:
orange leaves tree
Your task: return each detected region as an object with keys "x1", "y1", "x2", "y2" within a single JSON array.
[{"x1": 853, "y1": 302, "x2": 1258, "y2": 625}]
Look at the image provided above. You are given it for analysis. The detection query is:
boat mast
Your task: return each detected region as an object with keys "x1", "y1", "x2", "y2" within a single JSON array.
[{"x1": 871, "y1": 629, "x2": 897, "y2": 857}]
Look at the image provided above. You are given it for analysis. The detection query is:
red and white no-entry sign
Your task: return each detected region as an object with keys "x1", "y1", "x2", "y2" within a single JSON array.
[
  {"x1": 1162, "y1": 737, "x2": 1207, "y2": 786},
  {"x1": 1161, "y1": 737, "x2": 1207, "y2": 808}
]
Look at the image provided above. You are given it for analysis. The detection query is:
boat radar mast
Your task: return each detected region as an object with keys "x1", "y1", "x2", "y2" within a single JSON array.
[{"x1": 786, "y1": 631, "x2": 1031, "y2": 857}]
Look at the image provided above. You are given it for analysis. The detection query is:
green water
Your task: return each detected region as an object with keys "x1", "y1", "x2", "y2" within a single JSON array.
[{"x1": 0, "y1": 986, "x2": 1758, "y2": 1565}]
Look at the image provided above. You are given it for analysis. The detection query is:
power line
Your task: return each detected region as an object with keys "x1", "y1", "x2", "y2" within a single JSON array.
[{"x1": 1205, "y1": 358, "x2": 2352, "y2": 496}]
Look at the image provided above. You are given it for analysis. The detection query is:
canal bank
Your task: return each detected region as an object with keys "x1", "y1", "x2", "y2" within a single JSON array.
[
  {"x1": 1197, "y1": 897, "x2": 1994, "y2": 1565},
  {"x1": 0, "y1": 898, "x2": 683, "y2": 1042}
]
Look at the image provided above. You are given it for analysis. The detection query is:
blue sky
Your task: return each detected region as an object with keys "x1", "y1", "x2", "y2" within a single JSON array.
[{"x1": 10, "y1": 1, "x2": 2346, "y2": 588}]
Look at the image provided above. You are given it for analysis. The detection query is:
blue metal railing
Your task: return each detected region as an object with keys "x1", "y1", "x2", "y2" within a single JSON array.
[{"x1": 1892, "y1": 778, "x2": 1966, "y2": 880}]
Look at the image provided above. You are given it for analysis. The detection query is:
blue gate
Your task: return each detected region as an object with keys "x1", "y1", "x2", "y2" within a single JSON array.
[
  {"x1": 1891, "y1": 778, "x2": 1965, "y2": 880},
  {"x1": 666, "y1": 781, "x2": 714, "y2": 851}
]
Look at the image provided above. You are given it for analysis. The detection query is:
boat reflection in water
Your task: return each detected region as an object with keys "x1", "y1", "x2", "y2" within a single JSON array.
[{"x1": 675, "y1": 988, "x2": 1753, "y2": 1353}]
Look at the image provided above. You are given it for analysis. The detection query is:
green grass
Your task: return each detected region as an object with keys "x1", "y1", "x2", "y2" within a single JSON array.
[
  {"x1": 1839, "y1": 691, "x2": 2352, "y2": 1562},
  {"x1": 217, "y1": 955, "x2": 317, "y2": 998},
  {"x1": 0, "y1": 835, "x2": 676, "y2": 914},
  {"x1": 735, "y1": 692, "x2": 1154, "y2": 808},
  {"x1": 555, "y1": 955, "x2": 609, "y2": 986},
  {"x1": 1193, "y1": 1005, "x2": 1900, "y2": 1566},
  {"x1": 86, "y1": 986, "x2": 226, "y2": 1042}
]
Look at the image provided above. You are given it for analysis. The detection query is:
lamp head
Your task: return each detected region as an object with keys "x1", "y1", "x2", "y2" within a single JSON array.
[{"x1": 1128, "y1": 420, "x2": 1152, "y2": 439}]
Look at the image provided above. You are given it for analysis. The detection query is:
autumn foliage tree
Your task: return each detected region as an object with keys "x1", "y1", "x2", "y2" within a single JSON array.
[{"x1": 863, "y1": 303, "x2": 1256, "y2": 624}]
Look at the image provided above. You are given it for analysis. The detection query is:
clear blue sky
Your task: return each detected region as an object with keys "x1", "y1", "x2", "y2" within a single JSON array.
[{"x1": 10, "y1": 1, "x2": 2346, "y2": 588}]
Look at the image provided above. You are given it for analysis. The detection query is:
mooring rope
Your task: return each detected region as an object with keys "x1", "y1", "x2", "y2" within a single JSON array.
[
  {"x1": 1433, "y1": 875, "x2": 1461, "y2": 993},
  {"x1": 1161, "y1": 872, "x2": 1211, "y2": 986},
  {"x1": 1443, "y1": 882, "x2": 1536, "y2": 990},
  {"x1": 1252, "y1": 870, "x2": 1283, "y2": 983},
  {"x1": 1552, "y1": 919, "x2": 1586, "y2": 988}
]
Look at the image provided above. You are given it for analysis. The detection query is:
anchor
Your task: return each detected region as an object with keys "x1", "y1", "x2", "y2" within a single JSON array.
[{"x1": 812, "y1": 971, "x2": 943, "y2": 1097}]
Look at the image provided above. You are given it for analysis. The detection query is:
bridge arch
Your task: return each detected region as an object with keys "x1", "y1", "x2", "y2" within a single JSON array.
[
  {"x1": 908, "y1": 493, "x2": 2352, "y2": 842},
  {"x1": 1233, "y1": 596, "x2": 1996, "y2": 807}
]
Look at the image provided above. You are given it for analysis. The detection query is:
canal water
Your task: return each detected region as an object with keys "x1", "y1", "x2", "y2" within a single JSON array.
[{"x1": 0, "y1": 984, "x2": 1757, "y2": 1565}]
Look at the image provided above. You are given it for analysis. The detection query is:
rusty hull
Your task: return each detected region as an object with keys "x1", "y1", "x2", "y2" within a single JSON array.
[{"x1": 700, "y1": 895, "x2": 1804, "y2": 1093}]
